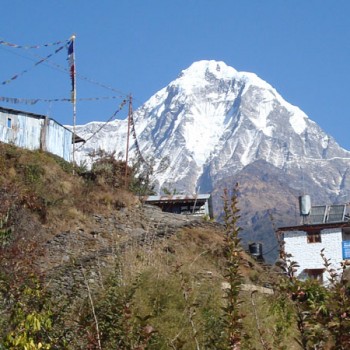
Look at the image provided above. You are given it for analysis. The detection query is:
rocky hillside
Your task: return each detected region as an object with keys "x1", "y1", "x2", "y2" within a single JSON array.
[
  {"x1": 0, "y1": 142, "x2": 224, "y2": 287},
  {"x1": 2, "y1": 142, "x2": 350, "y2": 350},
  {"x1": 1, "y1": 142, "x2": 290, "y2": 349}
]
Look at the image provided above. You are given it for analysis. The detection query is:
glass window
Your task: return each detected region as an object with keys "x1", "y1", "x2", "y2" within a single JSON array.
[
  {"x1": 7, "y1": 118, "x2": 12, "y2": 128},
  {"x1": 307, "y1": 232, "x2": 321, "y2": 243}
]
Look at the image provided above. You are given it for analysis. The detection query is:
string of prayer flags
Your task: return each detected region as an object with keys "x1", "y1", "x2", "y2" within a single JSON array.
[
  {"x1": 1, "y1": 44, "x2": 66, "y2": 86},
  {"x1": 0, "y1": 95, "x2": 121, "y2": 105},
  {"x1": 0, "y1": 38, "x2": 68, "y2": 49}
]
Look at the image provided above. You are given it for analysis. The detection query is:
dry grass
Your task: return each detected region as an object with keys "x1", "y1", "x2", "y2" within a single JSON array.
[
  {"x1": 0, "y1": 143, "x2": 303, "y2": 349},
  {"x1": 104, "y1": 223, "x2": 294, "y2": 350},
  {"x1": 0, "y1": 142, "x2": 137, "y2": 230}
]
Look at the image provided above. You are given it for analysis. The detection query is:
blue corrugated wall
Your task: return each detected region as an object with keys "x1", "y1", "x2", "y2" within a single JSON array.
[
  {"x1": 45, "y1": 119, "x2": 72, "y2": 161},
  {"x1": 0, "y1": 110, "x2": 72, "y2": 161}
]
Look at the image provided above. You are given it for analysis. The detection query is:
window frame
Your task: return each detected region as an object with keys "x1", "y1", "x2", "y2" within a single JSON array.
[
  {"x1": 307, "y1": 231, "x2": 321, "y2": 243},
  {"x1": 305, "y1": 268, "x2": 324, "y2": 283},
  {"x1": 7, "y1": 117, "x2": 12, "y2": 129}
]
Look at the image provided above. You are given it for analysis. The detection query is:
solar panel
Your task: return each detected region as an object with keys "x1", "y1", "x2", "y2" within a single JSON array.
[
  {"x1": 309, "y1": 205, "x2": 327, "y2": 224},
  {"x1": 327, "y1": 205, "x2": 346, "y2": 223}
]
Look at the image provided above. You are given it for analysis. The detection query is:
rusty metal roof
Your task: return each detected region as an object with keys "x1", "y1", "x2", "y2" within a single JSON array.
[{"x1": 0, "y1": 106, "x2": 85, "y2": 144}]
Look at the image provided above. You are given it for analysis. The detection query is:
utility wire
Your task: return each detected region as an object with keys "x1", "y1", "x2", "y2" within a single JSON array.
[
  {"x1": 0, "y1": 38, "x2": 68, "y2": 49},
  {"x1": 262, "y1": 243, "x2": 280, "y2": 256},
  {"x1": 0, "y1": 42, "x2": 146, "y2": 107},
  {"x1": 0, "y1": 37, "x2": 148, "y2": 166},
  {"x1": 26, "y1": 48, "x2": 127, "y2": 96},
  {"x1": 0, "y1": 95, "x2": 123, "y2": 105},
  {"x1": 75, "y1": 99, "x2": 127, "y2": 150},
  {"x1": 1, "y1": 45, "x2": 65, "y2": 86},
  {"x1": 0, "y1": 43, "x2": 127, "y2": 97}
]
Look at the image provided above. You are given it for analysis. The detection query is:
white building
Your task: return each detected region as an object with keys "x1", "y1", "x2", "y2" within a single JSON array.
[
  {"x1": 278, "y1": 202, "x2": 350, "y2": 283},
  {"x1": 0, "y1": 107, "x2": 83, "y2": 162}
]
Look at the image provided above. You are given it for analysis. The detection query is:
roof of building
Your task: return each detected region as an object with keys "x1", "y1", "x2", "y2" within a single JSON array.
[
  {"x1": 0, "y1": 106, "x2": 84, "y2": 144},
  {"x1": 144, "y1": 194, "x2": 211, "y2": 203},
  {"x1": 0, "y1": 106, "x2": 48, "y2": 120},
  {"x1": 278, "y1": 201, "x2": 350, "y2": 232},
  {"x1": 278, "y1": 221, "x2": 350, "y2": 233}
]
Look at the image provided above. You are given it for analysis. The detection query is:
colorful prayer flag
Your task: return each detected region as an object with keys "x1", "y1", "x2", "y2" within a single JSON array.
[{"x1": 67, "y1": 36, "x2": 76, "y2": 103}]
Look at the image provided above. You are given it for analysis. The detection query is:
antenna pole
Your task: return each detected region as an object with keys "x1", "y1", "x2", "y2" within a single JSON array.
[{"x1": 125, "y1": 94, "x2": 132, "y2": 187}]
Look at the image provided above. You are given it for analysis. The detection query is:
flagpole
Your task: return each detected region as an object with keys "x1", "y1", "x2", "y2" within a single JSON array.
[
  {"x1": 125, "y1": 94, "x2": 132, "y2": 188},
  {"x1": 68, "y1": 35, "x2": 77, "y2": 169}
]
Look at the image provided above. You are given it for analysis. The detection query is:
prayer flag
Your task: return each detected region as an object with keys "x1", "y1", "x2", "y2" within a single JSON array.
[{"x1": 67, "y1": 36, "x2": 76, "y2": 102}]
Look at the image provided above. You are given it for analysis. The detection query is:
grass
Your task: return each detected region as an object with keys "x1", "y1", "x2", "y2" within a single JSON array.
[
  {"x1": 0, "y1": 142, "x2": 137, "y2": 231},
  {"x1": 0, "y1": 142, "x2": 308, "y2": 349}
]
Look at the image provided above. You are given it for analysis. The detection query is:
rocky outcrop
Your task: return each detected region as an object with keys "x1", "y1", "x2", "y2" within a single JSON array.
[{"x1": 43, "y1": 204, "x2": 221, "y2": 297}]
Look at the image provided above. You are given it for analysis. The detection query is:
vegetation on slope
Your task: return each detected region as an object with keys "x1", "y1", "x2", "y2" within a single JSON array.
[{"x1": 1, "y1": 142, "x2": 350, "y2": 349}]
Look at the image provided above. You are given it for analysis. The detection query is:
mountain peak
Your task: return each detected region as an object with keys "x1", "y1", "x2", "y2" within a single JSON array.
[
  {"x1": 179, "y1": 60, "x2": 238, "y2": 80},
  {"x1": 176, "y1": 60, "x2": 274, "y2": 91},
  {"x1": 75, "y1": 60, "x2": 350, "y2": 200}
]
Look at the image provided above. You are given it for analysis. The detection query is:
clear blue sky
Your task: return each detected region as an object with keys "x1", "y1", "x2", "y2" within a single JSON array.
[{"x1": 1, "y1": 0, "x2": 350, "y2": 149}]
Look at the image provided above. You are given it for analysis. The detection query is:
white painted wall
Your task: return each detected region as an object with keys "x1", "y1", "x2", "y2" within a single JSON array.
[{"x1": 283, "y1": 228, "x2": 343, "y2": 281}]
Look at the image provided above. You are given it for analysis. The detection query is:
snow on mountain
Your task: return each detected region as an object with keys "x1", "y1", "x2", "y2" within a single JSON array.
[{"x1": 74, "y1": 60, "x2": 350, "y2": 203}]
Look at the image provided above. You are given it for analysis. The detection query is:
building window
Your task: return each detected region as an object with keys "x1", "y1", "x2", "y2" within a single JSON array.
[
  {"x1": 305, "y1": 269, "x2": 324, "y2": 283},
  {"x1": 307, "y1": 232, "x2": 321, "y2": 243},
  {"x1": 7, "y1": 118, "x2": 12, "y2": 128}
]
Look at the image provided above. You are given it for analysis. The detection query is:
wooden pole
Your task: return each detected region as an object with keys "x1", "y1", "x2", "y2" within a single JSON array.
[
  {"x1": 72, "y1": 92, "x2": 77, "y2": 170},
  {"x1": 69, "y1": 35, "x2": 77, "y2": 171},
  {"x1": 125, "y1": 94, "x2": 132, "y2": 187}
]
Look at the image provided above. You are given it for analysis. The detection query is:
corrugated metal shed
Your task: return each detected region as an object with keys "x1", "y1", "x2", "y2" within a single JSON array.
[
  {"x1": 0, "y1": 107, "x2": 83, "y2": 162},
  {"x1": 44, "y1": 118, "x2": 73, "y2": 161}
]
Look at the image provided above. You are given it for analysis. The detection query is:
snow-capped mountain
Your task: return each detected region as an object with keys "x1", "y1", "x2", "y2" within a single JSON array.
[
  {"x1": 75, "y1": 60, "x2": 350, "y2": 198},
  {"x1": 75, "y1": 60, "x2": 350, "y2": 261}
]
